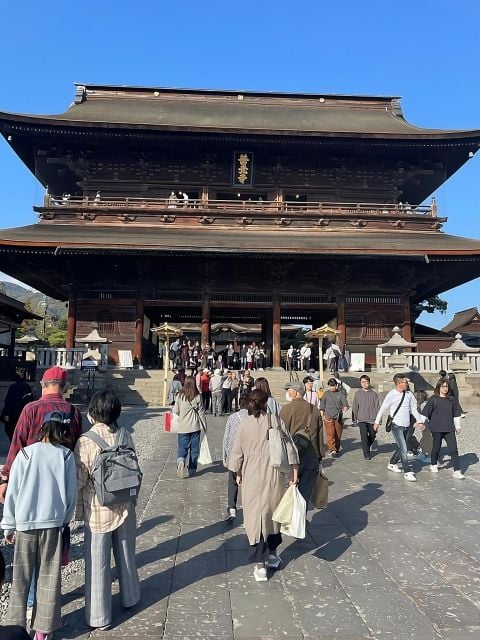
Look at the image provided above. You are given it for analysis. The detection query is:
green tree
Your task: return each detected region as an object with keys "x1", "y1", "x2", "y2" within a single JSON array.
[{"x1": 413, "y1": 295, "x2": 448, "y2": 321}]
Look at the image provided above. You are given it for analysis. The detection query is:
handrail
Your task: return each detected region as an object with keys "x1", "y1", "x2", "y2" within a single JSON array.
[
  {"x1": 376, "y1": 350, "x2": 480, "y2": 373},
  {"x1": 40, "y1": 195, "x2": 436, "y2": 217}
]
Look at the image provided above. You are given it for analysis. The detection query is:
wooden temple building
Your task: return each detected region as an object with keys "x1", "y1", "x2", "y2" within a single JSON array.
[{"x1": 0, "y1": 84, "x2": 479, "y2": 366}]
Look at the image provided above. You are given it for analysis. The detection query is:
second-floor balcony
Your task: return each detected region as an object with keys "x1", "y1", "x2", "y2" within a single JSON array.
[{"x1": 35, "y1": 195, "x2": 444, "y2": 231}]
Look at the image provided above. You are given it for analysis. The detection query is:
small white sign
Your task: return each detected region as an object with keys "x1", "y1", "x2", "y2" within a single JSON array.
[
  {"x1": 118, "y1": 350, "x2": 134, "y2": 369},
  {"x1": 350, "y1": 353, "x2": 365, "y2": 372}
]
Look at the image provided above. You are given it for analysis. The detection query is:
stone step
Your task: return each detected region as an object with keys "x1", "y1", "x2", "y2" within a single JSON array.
[{"x1": 72, "y1": 367, "x2": 480, "y2": 408}]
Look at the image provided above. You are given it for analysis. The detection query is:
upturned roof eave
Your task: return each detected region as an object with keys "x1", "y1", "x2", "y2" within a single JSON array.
[
  {"x1": 1, "y1": 110, "x2": 480, "y2": 142},
  {"x1": 0, "y1": 226, "x2": 479, "y2": 257},
  {"x1": 75, "y1": 82, "x2": 404, "y2": 101}
]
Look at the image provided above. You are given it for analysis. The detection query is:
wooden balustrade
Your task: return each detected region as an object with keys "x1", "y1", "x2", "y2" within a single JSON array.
[{"x1": 41, "y1": 195, "x2": 435, "y2": 217}]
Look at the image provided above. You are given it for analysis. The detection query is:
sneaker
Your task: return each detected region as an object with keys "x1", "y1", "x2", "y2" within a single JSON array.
[
  {"x1": 331, "y1": 451, "x2": 340, "y2": 458},
  {"x1": 253, "y1": 564, "x2": 267, "y2": 582},
  {"x1": 34, "y1": 633, "x2": 53, "y2": 640},
  {"x1": 404, "y1": 472, "x2": 417, "y2": 482},
  {"x1": 387, "y1": 463, "x2": 402, "y2": 473},
  {"x1": 176, "y1": 460, "x2": 184, "y2": 479},
  {"x1": 430, "y1": 464, "x2": 439, "y2": 473},
  {"x1": 407, "y1": 451, "x2": 415, "y2": 458},
  {"x1": 224, "y1": 508, "x2": 236, "y2": 521},
  {"x1": 364, "y1": 454, "x2": 371, "y2": 460},
  {"x1": 266, "y1": 553, "x2": 282, "y2": 569},
  {"x1": 453, "y1": 470, "x2": 465, "y2": 479}
]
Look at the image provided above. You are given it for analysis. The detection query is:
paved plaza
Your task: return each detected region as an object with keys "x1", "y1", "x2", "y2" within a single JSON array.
[{"x1": 1, "y1": 405, "x2": 480, "y2": 639}]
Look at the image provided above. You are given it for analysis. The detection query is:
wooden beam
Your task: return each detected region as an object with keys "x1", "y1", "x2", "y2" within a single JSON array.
[{"x1": 66, "y1": 295, "x2": 77, "y2": 349}]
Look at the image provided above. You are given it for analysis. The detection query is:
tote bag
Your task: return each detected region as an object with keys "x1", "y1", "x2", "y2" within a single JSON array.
[
  {"x1": 198, "y1": 432, "x2": 212, "y2": 465},
  {"x1": 268, "y1": 414, "x2": 291, "y2": 474}
]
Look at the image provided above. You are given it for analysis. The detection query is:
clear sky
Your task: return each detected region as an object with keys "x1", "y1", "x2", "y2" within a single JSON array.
[{"x1": 0, "y1": 0, "x2": 479, "y2": 328}]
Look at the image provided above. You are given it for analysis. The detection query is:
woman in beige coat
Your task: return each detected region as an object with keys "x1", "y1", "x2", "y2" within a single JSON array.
[{"x1": 228, "y1": 389, "x2": 299, "y2": 582}]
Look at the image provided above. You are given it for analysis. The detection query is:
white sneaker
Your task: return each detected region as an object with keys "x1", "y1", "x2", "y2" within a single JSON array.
[
  {"x1": 266, "y1": 553, "x2": 282, "y2": 569},
  {"x1": 224, "y1": 508, "x2": 236, "y2": 521},
  {"x1": 253, "y1": 565, "x2": 267, "y2": 581},
  {"x1": 453, "y1": 470, "x2": 465, "y2": 479},
  {"x1": 176, "y1": 460, "x2": 184, "y2": 479},
  {"x1": 407, "y1": 452, "x2": 415, "y2": 458},
  {"x1": 387, "y1": 463, "x2": 402, "y2": 473},
  {"x1": 404, "y1": 472, "x2": 417, "y2": 482},
  {"x1": 430, "y1": 464, "x2": 439, "y2": 473}
]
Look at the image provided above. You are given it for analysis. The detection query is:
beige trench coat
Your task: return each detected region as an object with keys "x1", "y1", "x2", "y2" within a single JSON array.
[{"x1": 228, "y1": 413, "x2": 299, "y2": 545}]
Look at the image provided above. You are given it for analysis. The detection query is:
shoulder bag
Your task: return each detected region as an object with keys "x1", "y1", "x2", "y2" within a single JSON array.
[
  {"x1": 385, "y1": 391, "x2": 406, "y2": 432},
  {"x1": 267, "y1": 413, "x2": 291, "y2": 474},
  {"x1": 189, "y1": 399, "x2": 207, "y2": 432}
]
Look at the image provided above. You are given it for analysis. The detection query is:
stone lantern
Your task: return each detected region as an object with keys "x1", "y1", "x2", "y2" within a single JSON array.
[
  {"x1": 439, "y1": 334, "x2": 479, "y2": 395},
  {"x1": 377, "y1": 326, "x2": 417, "y2": 373},
  {"x1": 76, "y1": 322, "x2": 111, "y2": 370}
]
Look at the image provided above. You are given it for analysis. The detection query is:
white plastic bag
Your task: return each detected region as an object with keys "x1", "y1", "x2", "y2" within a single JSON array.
[
  {"x1": 272, "y1": 485, "x2": 295, "y2": 525},
  {"x1": 273, "y1": 485, "x2": 306, "y2": 539},
  {"x1": 198, "y1": 432, "x2": 212, "y2": 465}
]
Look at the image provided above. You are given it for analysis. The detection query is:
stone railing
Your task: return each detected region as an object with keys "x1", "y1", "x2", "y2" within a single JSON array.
[
  {"x1": 36, "y1": 348, "x2": 87, "y2": 369},
  {"x1": 376, "y1": 350, "x2": 480, "y2": 373}
]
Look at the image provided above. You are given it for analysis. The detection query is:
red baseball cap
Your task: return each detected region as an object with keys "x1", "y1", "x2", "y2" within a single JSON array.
[{"x1": 41, "y1": 366, "x2": 68, "y2": 384}]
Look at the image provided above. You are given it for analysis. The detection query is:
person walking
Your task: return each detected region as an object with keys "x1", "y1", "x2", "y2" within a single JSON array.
[
  {"x1": 2, "y1": 411, "x2": 77, "y2": 640},
  {"x1": 0, "y1": 366, "x2": 82, "y2": 503},
  {"x1": 351, "y1": 375, "x2": 380, "y2": 460},
  {"x1": 199, "y1": 368, "x2": 212, "y2": 412},
  {"x1": 319, "y1": 378, "x2": 349, "y2": 457},
  {"x1": 222, "y1": 394, "x2": 250, "y2": 521},
  {"x1": 280, "y1": 381, "x2": 324, "y2": 505},
  {"x1": 0, "y1": 374, "x2": 34, "y2": 442},
  {"x1": 209, "y1": 368, "x2": 224, "y2": 417},
  {"x1": 74, "y1": 390, "x2": 140, "y2": 630},
  {"x1": 173, "y1": 376, "x2": 206, "y2": 478},
  {"x1": 374, "y1": 373, "x2": 425, "y2": 482},
  {"x1": 228, "y1": 389, "x2": 299, "y2": 581},
  {"x1": 302, "y1": 375, "x2": 319, "y2": 407},
  {"x1": 422, "y1": 377, "x2": 464, "y2": 479},
  {"x1": 254, "y1": 377, "x2": 281, "y2": 416}
]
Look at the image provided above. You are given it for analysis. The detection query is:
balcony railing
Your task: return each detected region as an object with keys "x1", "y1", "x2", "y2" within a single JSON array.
[{"x1": 37, "y1": 195, "x2": 440, "y2": 223}]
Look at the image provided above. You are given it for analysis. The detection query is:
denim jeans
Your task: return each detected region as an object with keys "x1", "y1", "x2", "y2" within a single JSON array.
[
  {"x1": 390, "y1": 423, "x2": 412, "y2": 472},
  {"x1": 27, "y1": 569, "x2": 36, "y2": 607},
  {"x1": 177, "y1": 431, "x2": 201, "y2": 473}
]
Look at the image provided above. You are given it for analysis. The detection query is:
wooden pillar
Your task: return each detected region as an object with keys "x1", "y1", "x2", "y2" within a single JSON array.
[
  {"x1": 66, "y1": 295, "x2": 77, "y2": 349},
  {"x1": 402, "y1": 296, "x2": 412, "y2": 343},
  {"x1": 201, "y1": 295, "x2": 211, "y2": 348},
  {"x1": 134, "y1": 293, "x2": 144, "y2": 364},
  {"x1": 337, "y1": 294, "x2": 346, "y2": 350},
  {"x1": 272, "y1": 297, "x2": 281, "y2": 367},
  {"x1": 8, "y1": 326, "x2": 16, "y2": 357}
]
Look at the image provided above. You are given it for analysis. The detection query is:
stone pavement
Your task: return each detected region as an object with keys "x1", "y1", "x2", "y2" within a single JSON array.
[{"x1": 4, "y1": 407, "x2": 480, "y2": 640}]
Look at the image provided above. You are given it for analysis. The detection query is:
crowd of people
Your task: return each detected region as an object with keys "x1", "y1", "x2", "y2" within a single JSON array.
[
  {"x1": 167, "y1": 339, "x2": 269, "y2": 372},
  {"x1": 0, "y1": 363, "x2": 467, "y2": 636},
  {"x1": 0, "y1": 368, "x2": 140, "y2": 639}
]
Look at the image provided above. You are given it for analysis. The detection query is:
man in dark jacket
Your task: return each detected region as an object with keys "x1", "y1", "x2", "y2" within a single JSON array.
[
  {"x1": 0, "y1": 374, "x2": 34, "y2": 441},
  {"x1": 280, "y1": 381, "x2": 324, "y2": 505}
]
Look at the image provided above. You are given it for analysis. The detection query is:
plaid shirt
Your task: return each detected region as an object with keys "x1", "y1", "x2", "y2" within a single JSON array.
[
  {"x1": 1, "y1": 392, "x2": 83, "y2": 479},
  {"x1": 74, "y1": 423, "x2": 136, "y2": 534}
]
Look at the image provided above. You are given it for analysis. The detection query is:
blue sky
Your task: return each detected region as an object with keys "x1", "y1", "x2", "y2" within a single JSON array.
[{"x1": 0, "y1": 0, "x2": 478, "y2": 328}]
